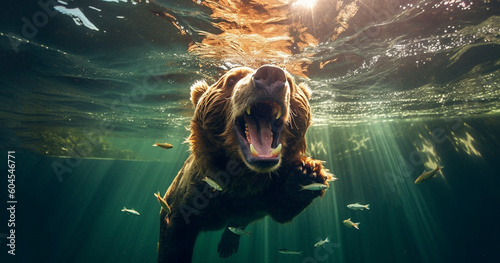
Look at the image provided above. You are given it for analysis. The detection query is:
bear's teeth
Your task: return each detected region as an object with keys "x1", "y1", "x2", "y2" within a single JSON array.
[
  {"x1": 270, "y1": 143, "x2": 282, "y2": 157},
  {"x1": 250, "y1": 144, "x2": 259, "y2": 156},
  {"x1": 246, "y1": 107, "x2": 251, "y2": 115},
  {"x1": 276, "y1": 107, "x2": 282, "y2": 119},
  {"x1": 245, "y1": 123, "x2": 251, "y2": 143},
  {"x1": 245, "y1": 131, "x2": 251, "y2": 144}
]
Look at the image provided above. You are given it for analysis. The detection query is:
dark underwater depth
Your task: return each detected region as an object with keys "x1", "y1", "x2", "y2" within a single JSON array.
[{"x1": 1, "y1": 0, "x2": 499, "y2": 263}]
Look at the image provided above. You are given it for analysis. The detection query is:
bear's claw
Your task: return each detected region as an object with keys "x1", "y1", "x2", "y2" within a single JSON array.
[{"x1": 294, "y1": 157, "x2": 328, "y2": 182}]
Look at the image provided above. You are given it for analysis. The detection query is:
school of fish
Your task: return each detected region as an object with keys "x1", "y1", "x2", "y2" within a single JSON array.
[{"x1": 123, "y1": 142, "x2": 444, "y2": 258}]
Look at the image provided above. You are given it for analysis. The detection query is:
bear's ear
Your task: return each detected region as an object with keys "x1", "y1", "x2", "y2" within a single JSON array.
[
  {"x1": 298, "y1": 83, "x2": 312, "y2": 99},
  {"x1": 190, "y1": 80, "x2": 209, "y2": 107},
  {"x1": 287, "y1": 73, "x2": 311, "y2": 99}
]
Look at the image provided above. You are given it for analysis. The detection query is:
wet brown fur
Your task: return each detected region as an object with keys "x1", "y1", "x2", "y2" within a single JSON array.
[{"x1": 185, "y1": 67, "x2": 312, "y2": 195}]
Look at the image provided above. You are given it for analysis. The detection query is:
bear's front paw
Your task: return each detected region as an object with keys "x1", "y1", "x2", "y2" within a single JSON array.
[
  {"x1": 291, "y1": 157, "x2": 332, "y2": 197},
  {"x1": 266, "y1": 157, "x2": 334, "y2": 223}
]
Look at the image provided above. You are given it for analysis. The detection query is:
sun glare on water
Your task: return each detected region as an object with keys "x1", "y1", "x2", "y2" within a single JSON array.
[{"x1": 293, "y1": 0, "x2": 318, "y2": 9}]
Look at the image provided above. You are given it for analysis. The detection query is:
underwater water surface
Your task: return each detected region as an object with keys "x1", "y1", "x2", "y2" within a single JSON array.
[{"x1": 1, "y1": 0, "x2": 499, "y2": 263}]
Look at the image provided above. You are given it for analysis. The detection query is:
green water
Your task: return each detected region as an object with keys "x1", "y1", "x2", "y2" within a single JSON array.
[{"x1": 4, "y1": 116, "x2": 498, "y2": 262}]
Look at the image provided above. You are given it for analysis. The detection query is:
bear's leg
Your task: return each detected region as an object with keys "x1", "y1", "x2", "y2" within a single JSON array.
[
  {"x1": 267, "y1": 157, "x2": 329, "y2": 223},
  {"x1": 217, "y1": 223, "x2": 248, "y2": 258},
  {"x1": 158, "y1": 210, "x2": 199, "y2": 263}
]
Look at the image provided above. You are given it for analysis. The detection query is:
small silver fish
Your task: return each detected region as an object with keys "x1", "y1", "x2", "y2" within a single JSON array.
[
  {"x1": 154, "y1": 191, "x2": 171, "y2": 214},
  {"x1": 299, "y1": 183, "x2": 328, "y2": 191},
  {"x1": 343, "y1": 218, "x2": 360, "y2": 230},
  {"x1": 228, "y1": 227, "x2": 250, "y2": 237},
  {"x1": 152, "y1": 142, "x2": 173, "y2": 149},
  {"x1": 414, "y1": 166, "x2": 444, "y2": 184},
  {"x1": 347, "y1": 203, "x2": 370, "y2": 210},
  {"x1": 278, "y1": 249, "x2": 302, "y2": 255},
  {"x1": 121, "y1": 207, "x2": 140, "y2": 216},
  {"x1": 314, "y1": 237, "x2": 330, "y2": 247},
  {"x1": 202, "y1": 177, "x2": 223, "y2": 191}
]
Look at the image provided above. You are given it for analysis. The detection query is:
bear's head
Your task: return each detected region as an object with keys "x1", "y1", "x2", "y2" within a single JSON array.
[{"x1": 189, "y1": 65, "x2": 311, "y2": 173}]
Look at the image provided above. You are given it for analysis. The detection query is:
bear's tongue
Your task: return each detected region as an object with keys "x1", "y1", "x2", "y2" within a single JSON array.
[{"x1": 244, "y1": 115, "x2": 273, "y2": 157}]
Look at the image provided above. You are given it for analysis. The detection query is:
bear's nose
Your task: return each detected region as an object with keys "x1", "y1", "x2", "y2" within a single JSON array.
[{"x1": 253, "y1": 65, "x2": 287, "y2": 95}]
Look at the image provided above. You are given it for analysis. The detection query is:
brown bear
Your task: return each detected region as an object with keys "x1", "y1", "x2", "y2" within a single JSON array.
[{"x1": 158, "y1": 65, "x2": 332, "y2": 263}]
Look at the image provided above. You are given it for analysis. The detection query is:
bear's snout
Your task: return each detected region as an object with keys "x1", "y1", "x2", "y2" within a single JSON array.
[{"x1": 252, "y1": 65, "x2": 287, "y2": 97}]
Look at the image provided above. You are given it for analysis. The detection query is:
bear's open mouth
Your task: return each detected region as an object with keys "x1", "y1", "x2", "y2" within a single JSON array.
[{"x1": 234, "y1": 101, "x2": 285, "y2": 170}]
